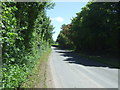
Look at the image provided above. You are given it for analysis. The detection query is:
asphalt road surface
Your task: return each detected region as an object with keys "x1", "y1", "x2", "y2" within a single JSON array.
[{"x1": 49, "y1": 46, "x2": 118, "y2": 88}]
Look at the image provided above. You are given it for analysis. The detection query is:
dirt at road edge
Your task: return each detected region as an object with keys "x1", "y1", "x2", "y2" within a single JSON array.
[{"x1": 46, "y1": 53, "x2": 55, "y2": 88}]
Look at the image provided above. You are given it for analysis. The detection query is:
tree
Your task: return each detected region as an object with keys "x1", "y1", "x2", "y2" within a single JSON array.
[
  {"x1": 1, "y1": 2, "x2": 55, "y2": 88},
  {"x1": 57, "y1": 24, "x2": 74, "y2": 49},
  {"x1": 57, "y1": 2, "x2": 119, "y2": 56}
]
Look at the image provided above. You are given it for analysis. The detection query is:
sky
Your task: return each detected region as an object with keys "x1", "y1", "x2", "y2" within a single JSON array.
[{"x1": 47, "y1": 2, "x2": 88, "y2": 41}]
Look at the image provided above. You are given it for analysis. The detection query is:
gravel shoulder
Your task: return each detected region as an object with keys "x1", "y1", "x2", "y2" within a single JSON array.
[{"x1": 46, "y1": 52, "x2": 55, "y2": 88}]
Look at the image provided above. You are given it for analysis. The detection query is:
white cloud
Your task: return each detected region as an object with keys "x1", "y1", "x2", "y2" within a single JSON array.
[
  {"x1": 55, "y1": 17, "x2": 64, "y2": 22},
  {"x1": 50, "y1": 17, "x2": 64, "y2": 22}
]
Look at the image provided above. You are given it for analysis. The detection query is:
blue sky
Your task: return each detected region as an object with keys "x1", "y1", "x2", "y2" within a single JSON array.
[{"x1": 47, "y1": 2, "x2": 88, "y2": 41}]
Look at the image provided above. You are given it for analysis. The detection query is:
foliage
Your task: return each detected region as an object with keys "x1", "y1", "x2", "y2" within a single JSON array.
[
  {"x1": 21, "y1": 48, "x2": 52, "y2": 88},
  {"x1": 57, "y1": 2, "x2": 119, "y2": 57},
  {"x1": 57, "y1": 24, "x2": 74, "y2": 49},
  {"x1": 1, "y1": 2, "x2": 54, "y2": 88}
]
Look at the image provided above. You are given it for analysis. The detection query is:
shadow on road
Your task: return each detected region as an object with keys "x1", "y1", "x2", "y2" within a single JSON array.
[{"x1": 54, "y1": 47, "x2": 119, "y2": 69}]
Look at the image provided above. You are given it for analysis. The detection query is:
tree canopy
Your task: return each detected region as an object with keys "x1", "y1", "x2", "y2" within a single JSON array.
[
  {"x1": 57, "y1": 2, "x2": 119, "y2": 56},
  {"x1": 1, "y1": 2, "x2": 54, "y2": 88}
]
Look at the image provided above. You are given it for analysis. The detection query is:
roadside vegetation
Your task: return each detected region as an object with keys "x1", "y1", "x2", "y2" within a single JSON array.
[
  {"x1": 78, "y1": 53, "x2": 119, "y2": 68},
  {"x1": 1, "y1": 2, "x2": 54, "y2": 88},
  {"x1": 57, "y1": 2, "x2": 119, "y2": 68},
  {"x1": 1, "y1": 1, "x2": 119, "y2": 89},
  {"x1": 21, "y1": 48, "x2": 51, "y2": 88}
]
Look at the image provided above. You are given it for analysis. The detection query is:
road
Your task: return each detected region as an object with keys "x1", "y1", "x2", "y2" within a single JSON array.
[{"x1": 48, "y1": 46, "x2": 118, "y2": 88}]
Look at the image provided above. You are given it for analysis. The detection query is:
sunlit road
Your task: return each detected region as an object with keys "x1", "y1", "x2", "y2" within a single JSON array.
[{"x1": 49, "y1": 46, "x2": 118, "y2": 88}]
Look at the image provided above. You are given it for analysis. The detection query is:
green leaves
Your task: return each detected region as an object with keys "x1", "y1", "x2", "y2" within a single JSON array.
[
  {"x1": 57, "y1": 2, "x2": 119, "y2": 55},
  {"x1": 57, "y1": 24, "x2": 74, "y2": 49},
  {"x1": 2, "y1": 2, "x2": 54, "y2": 88},
  {"x1": 2, "y1": 64, "x2": 27, "y2": 88}
]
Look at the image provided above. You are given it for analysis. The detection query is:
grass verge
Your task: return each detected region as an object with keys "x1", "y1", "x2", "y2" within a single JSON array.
[
  {"x1": 21, "y1": 48, "x2": 52, "y2": 88},
  {"x1": 78, "y1": 53, "x2": 119, "y2": 68}
]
